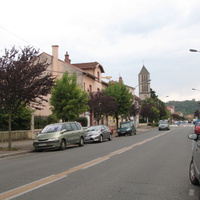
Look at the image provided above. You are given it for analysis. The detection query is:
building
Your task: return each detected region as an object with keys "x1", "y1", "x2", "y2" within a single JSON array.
[
  {"x1": 34, "y1": 45, "x2": 108, "y2": 126},
  {"x1": 138, "y1": 65, "x2": 151, "y2": 100}
]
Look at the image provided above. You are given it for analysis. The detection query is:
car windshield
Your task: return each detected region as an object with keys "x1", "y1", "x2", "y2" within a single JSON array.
[
  {"x1": 160, "y1": 121, "x2": 168, "y2": 124},
  {"x1": 86, "y1": 126, "x2": 101, "y2": 132},
  {"x1": 41, "y1": 124, "x2": 62, "y2": 133},
  {"x1": 121, "y1": 123, "x2": 131, "y2": 128}
]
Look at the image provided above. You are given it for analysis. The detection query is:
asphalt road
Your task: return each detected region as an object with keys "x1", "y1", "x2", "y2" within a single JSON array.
[{"x1": 0, "y1": 125, "x2": 199, "y2": 200}]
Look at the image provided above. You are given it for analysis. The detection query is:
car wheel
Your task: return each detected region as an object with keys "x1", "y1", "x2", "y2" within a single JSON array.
[
  {"x1": 189, "y1": 159, "x2": 199, "y2": 185},
  {"x1": 99, "y1": 135, "x2": 103, "y2": 143},
  {"x1": 79, "y1": 137, "x2": 84, "y2": 147},
  {"x1": 108, "y1": 134, "x2": 112, "y2": 141},
  {"x1": 59, "y1": 139, "x2": 66, "y2": 150}
]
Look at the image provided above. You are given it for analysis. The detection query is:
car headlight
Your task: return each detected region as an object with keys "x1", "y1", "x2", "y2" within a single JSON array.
[
  {"x1": 127, "y1": 128, "x2": 131, "y2": 131},
  {"x1": 48, "y1": 137, "x2": 59, "y2": 141}
]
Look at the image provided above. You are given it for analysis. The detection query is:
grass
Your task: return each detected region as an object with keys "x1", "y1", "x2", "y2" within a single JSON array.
[{"x1": 0, "y1": 147, "x2": 19, "y2": 151}]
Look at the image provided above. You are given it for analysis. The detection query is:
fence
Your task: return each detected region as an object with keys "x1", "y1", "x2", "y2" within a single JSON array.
[{"x1": 0, "y1": 129, "x2": 41, "y2": 142}]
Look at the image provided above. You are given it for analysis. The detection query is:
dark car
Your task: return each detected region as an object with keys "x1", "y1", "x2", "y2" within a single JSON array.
[
  {"x1": 188, "y1": 133, "x2": 200, "y2": 185},
  {"x1": 118, "y1": 121, "x2": 136, "y2": 136},
  {"x1": 84, "y1": 125, "x2": 112, "y2": 143}
]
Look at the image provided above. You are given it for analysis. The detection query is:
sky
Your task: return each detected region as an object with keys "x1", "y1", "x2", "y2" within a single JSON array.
[{"x1": 1, "y1": 0, "x2": 200, "y2": 102}]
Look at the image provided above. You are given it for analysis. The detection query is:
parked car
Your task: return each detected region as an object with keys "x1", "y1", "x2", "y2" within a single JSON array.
[
  {"x1": 158, "y1": 120, "x2": 170, "y2": 131},
  {"x1": 84, "y1": 125, "x2": 112, "y2": 143},
  {"x1": 33, "y1": 122, "x2": 85, "y2": 151},
  {"x1": 188, "y1": 133, "x2": 200, "y2": 185},
  {"x1": 117, "y1": 121, "x2": 136, "y2": 136}
]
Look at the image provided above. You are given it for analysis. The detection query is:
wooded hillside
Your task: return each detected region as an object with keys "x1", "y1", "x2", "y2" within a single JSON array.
[{"x1": 165, "y1": 100, "x2": 200, "y2": 116}]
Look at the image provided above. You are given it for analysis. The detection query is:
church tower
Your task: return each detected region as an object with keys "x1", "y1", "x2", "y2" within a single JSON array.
[{"x1": 138, "y1": 65, "x2": 151, "y2": 100}]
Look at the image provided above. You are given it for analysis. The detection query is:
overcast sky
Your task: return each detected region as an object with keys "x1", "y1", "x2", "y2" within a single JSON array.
[{"x1": 1, "y1": 0, "x2": 200, "y2": 102}]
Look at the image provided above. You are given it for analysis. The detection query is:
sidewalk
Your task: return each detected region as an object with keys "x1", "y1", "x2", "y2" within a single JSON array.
[{"x1": 0, "y1": 125, "x2": 154, "y2": 158}]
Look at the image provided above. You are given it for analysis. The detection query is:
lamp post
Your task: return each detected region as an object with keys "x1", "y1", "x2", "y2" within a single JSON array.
[
  {"x1": 192, "y1": 88, "x2": 200, "y2": 91},
  {"x1": 160, "y1": 96, "x2": 169, "y2": 101},
  {"x1": 190, "y1": 49, "x2": 200, "y2": 53}
]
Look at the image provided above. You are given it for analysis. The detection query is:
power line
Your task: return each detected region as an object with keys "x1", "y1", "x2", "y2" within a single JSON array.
[{"x1": 0, "y1": 25, "x2": 38, "y2": 48}]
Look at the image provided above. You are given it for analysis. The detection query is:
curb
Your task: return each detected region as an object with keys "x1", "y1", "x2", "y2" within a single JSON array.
[{"x1": 0, "y1": 150, "x2": 33, "y2": 158}]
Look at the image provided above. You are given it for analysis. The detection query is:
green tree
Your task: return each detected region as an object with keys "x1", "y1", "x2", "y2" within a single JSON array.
[
  {"x1": 140, "y1": 97, "x2": 170, "y2": 123},
  {"x1": 0, "y1": 46, "x2": 55, "y2": 148},
  {"x1": 50, "y1": 72, "x2": 89, "y2": 121},
  {"x1": 0, "y1": 107, "x2": 32, "y2": 131},
  {"x1": 103, "y1": 82, "x2": 133, "y2": 128}
]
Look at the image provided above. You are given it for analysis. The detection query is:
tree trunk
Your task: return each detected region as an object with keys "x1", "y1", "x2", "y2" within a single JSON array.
[
  {"x1": 116, "y1": 115, "x2": 119, "y2": 129},
  {"x1": 8, "y1": 112, "x2": 12, "y2": 149}
]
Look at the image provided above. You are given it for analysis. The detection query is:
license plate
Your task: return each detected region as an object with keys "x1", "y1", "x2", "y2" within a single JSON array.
[
  {"x1": 121, "y1": 132, "x2": 125, "y2": 133},
  {"x1": 38, "y1": 143, "x2": 46, "y2": 146}
]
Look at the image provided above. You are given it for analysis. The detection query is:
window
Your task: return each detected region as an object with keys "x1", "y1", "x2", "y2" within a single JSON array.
[
  {"x1": 89, "y1": 85, "x2": 92, "y2": 92},
  {"x1": 66, "y1": 124, "x2": 73, "y2": 131},
  {"x1": 97, "y1": 71, "x2": 100, "y2": 80},
  {"x1": 71, "y1": 123, "x2": 78, "y2": 130},
  {"x1": 76, "y1": 123, "x2": 82, "y2": 130}
]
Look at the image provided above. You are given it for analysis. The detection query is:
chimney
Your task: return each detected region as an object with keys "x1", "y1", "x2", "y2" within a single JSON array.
[
  {"x1": 52, "y1": 45, "x2": 59, "y2": 59},
  {"x1": 52, "y1": 45, "x2": 59, "y2": 77},
  {"x1": 64, "y1": 51, "x2": 71, "y2": 64}
]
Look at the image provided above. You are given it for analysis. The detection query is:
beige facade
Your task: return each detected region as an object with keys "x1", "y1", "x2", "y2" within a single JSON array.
[{"x1": 34, "y1": 45, "x2": 107, "y2": 119}]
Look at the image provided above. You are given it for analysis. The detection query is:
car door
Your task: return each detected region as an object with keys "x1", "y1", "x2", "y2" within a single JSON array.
[
  {"x1": 102, "y1": 125, "x2": 108, "y2": 139},
  {"x1": 193, "y1": 135, "x2": 200, "y2": 176},
  {"x1": 70, "y1": 123, "x2": 80, "y2": 144},
  {"x1": 64, "y1": 123, "x2": 74, "y2": 145}
]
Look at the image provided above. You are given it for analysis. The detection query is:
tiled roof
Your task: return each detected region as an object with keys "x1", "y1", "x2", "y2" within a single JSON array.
[
  {"x1": 72, "y1": 62, "x2": 105, "y2": 73},
  {"x1": 139, "y1": 65, "x2": 149, "y2": 75}
]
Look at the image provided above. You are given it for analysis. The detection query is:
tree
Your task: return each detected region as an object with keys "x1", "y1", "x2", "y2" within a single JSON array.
[
  {"x1": 140, "y1": 97, "x2": 169, "y2": 123},
  {"x1": 150, "y1": 88, "x2": 158, "y2": 99},
  {"x1": 103, "y1": 82, "x2": 133, "y2": 128},
  {"x1": 50, "y1": 72, "x2": 89, "y2": 121},
  {"x1": 88, "y1": 91, "x2": 118, "y2": 124},
  {"x1": 0, "y1": 46, "x2": 55, "y2": 148}
]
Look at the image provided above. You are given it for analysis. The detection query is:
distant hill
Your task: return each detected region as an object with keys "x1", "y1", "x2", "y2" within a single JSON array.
[{"x1": 165, "y1": 100, "x2": 200, "y2": 116}]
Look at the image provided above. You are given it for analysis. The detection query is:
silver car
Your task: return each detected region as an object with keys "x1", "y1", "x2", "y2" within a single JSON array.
[
  {"x1": 84, "y1": 125, "x2": 112, "y2": 143},
  {"x1": 33, "y1": 122, "x2": 85, "y2": 151}
]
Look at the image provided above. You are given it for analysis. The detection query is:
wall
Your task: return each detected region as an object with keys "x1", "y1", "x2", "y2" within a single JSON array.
[{"x1": 0, "y1": 130, "x2": 41, "y2": 142}]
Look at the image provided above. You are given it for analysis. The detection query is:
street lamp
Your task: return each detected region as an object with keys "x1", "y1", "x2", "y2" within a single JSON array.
[
  {"x1": 192, "y1": 88, "x2": 200, "y2": 91},
  {"x1": 160, "y1": 95, "x2": 169, "y2": 100},
  {"x1": 189, "y1": 49, "x2": 200, "y2": 53}
]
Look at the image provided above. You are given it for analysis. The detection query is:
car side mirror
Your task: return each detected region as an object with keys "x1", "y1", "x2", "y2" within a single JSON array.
[
  {"x1": 61, "y1": 129, "x2": 67, "y2": 134},
  {"x1": 188, "y1": 133, "x2": 198, "y2": 140}
]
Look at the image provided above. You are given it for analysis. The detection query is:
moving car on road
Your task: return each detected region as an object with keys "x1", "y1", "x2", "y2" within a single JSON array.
[
  {"x1": 84, "y1": 125, "x2": 112, "y2": 143},
  {"x1": 33, "y1": 122, "x2": 85, "y2": 151},
  {"x1": 158, "y1": 120, "x2": 170, "y2": 131},
  {"x1": 118, "y1": 121, "x2": 136, "y2": 136}
]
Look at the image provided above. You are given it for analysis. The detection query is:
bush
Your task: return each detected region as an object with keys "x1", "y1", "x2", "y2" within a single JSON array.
[
  {"x1": 0, "y1": 107, "x2": 32, "y2": 131},
  {"x1": 75, "y1": 117, "x2": 88, "y2": 127}
]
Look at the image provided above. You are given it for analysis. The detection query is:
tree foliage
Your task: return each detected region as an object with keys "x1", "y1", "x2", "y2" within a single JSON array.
[
  {"x1": 0, "y1": 46, "x2": 55, "y2": 148},
  {"x1": 88, "y1": 91, "x2": 118, "y2": 124},
  {"x1": 165, "y1": 100, "x2": 200, "y2": 116},
  {"x1": 140, "y1": 97, "x2": 170, "y2": 122},
  {"x1": 103, "y1": 82, "x2": 133, "y2": 128},
  {"x1": 0, "y1": 107, "x2": 32, "y2": 131},
  {"x1": 50, "y1": 72, "x2": 89, "y2": 121}
]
